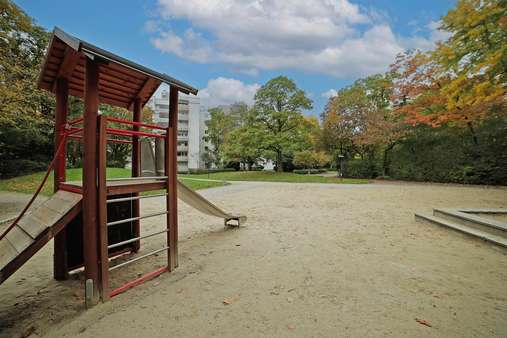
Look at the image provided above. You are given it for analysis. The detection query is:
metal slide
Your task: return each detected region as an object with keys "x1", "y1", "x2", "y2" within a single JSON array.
[
  {"x1": 177, "y1": 180, "x2": 246, "y2": 226},
  {"x1": 141, "y1": 139, "x2": 246, "y2": 226}
]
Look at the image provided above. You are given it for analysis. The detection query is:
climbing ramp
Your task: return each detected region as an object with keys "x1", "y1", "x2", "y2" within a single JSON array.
[{"x1": 0, "y1": 191, "x2": 82, "y2": 284}]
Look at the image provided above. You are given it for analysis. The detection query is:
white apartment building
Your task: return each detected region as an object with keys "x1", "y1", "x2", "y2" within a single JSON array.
[{"x1": 148, "y1": 90, "x2": 210, "y2": 172}]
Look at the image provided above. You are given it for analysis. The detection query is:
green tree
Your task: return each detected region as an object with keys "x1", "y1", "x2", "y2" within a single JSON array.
[
  {"x1": 204, "y1": 107, "x2": 235, "y2": 167},
  {"x1": 435, "y1": 0, "x2": 507, "y2": 121},
  {"x1": 0, "y1": 0, "x2": 54, "y2": 177},
  {"x1": 251, "y1": 76, "x2": 313, "y2": 171}
]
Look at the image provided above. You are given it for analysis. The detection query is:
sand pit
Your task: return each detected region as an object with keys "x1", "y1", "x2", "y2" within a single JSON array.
[{"x1": 0, "y1": 181, "x2": 506, "y2": 337}]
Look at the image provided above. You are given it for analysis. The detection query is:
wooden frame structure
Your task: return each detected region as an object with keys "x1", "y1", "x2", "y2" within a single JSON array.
[{"x1": 37, "y1": 27, "x2": 198, "y2": 305}]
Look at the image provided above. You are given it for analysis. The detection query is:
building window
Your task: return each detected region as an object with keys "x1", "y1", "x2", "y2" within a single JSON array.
[
  {"x1": 178, "y1": 131, "x2": 188, "y2": 137},
  {"x1": 177, "y1": 151, "x2": 188, "y2": 157}
]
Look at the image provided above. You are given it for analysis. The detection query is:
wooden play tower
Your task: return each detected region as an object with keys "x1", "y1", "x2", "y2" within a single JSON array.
[{"x1": 0, "y1": 27, "x2": 198, "y2": 305}]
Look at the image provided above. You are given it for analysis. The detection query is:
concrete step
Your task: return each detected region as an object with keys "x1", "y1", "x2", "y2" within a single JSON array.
[
  {"x1": 433, "y1": 208, "x2": 507, "y2": 238},
  {"x1": 415, "y1": 213, "x2": 507, "y2": 248}
]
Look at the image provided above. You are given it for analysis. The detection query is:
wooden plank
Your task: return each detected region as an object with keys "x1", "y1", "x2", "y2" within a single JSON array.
[
  {"x1": 167, "y1": 86, "x2": 179, "y2": 270},
  {"x1": 129, "y1": 78, "x2": 158, "y2": 109},
  {"x1": 107, "y1": 182, "x2": 166, "y2": 195},
  {"x1": 54, "y1": 80, "x2": 69, "y2": 281},
  {"x1": 97, "y1": 115, "x2": 110, "y2": 301},
  {"x1": 5, "y1": 226, "x2": 33, "y2": 253},
  {"x1": 0, "y1": 202, "x2": 81, "y2": 284},
  {"x1": 17, "y1": 207, "x2": 60, "y2": 239},
  {"x1": 55, "y1": 190, "x2": 82, "y2": 203},
  {"x1": 42, "y1": 196, "x2": 77, "y2": 215},
  {"x1": 131, "y1": 98, "x2": 141, "y2": 252},
  {"x1": 98, "y1": 65, "x2": 146, "y2": 85},
  {"x1": 56, "y1": 47, "x2": 80, "y2": 80},
  {"x1": 83, "y1": 57, "x2": 100, "y2": 305},
  {"x1": 74, "y1": 66, "x2": 141, "y2": 91},
  {"x1": 108, "y1": 62, "x2": 149, "y2": 81},
  {"x1": 0, "y1": 238, "x2": 18, "y2": 270}
]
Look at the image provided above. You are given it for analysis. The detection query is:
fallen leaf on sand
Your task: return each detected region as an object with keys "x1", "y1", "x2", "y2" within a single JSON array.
[
  {"x1": 288, "y1": 325, "x2": 296, "y2": 331},
  {"x1": 20, "y1": 325, "x2": 36, "y2": 338},
  {"x1": 223, "y1": 299, "x2": 232, "y2": 305},
  {"x1": 415, "y1": 318, "x2": 432, "y2": 327}
]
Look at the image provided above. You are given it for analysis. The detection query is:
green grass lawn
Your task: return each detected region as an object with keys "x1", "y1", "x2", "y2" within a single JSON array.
[
  {"x1": 0, "y1": 169, "x2": 368, "y2": 196},
  {"x1": 0, "y1": 168, "x2": 224, "y2": 196},
  {"x1": 180, "y1": 170, "x2": 369, "y2": 184}
]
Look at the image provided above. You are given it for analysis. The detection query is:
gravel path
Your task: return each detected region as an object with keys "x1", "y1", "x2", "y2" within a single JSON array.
[{"x1": 0, "y1": 182, "x2": 506, "y2": 337}]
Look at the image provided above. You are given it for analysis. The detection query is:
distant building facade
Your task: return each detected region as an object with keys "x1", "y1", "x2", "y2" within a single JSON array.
[{"x1": 148, "y1": 90, "x2": 210, "y2": 172}]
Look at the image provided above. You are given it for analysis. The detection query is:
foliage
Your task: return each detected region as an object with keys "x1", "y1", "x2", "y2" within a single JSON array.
[
  {"x1": 204, "y1": 107, "x2": 236, "y2": 166},
  {"x1": 0, "y1": 1, "x2": 54, "y2": 178},
  {"x1": 293, "y1": 150, "x2": 330, "y2": 169},
  {"x1": 250, "y1": 76, "x2": 313, "y2": 171},
  {"x1": 321, "y1": 0, "x2": 507, "y2": 184},
  {"x1": 436, "y1": 0, "x2": 507, "y2": 121}
]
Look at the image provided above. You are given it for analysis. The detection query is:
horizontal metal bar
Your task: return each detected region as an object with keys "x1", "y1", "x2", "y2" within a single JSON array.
[
  {"x1": 106, "y1": 176, "x2": 167, "y2": 181},
  {"x1": 107, "y1": 193, "x2": 168, "y2": 204},
  {"x1": 108, "y1": 229, "x2": 169, "y2": 250},
  {"x1": 109, "y1": 246, "x2": 169, "y2": 271},
  {"x1": 107, "y1": 211, "x2": 168, "y2": 227},
  {"x1": 106, "y1": 116, "x2": 167, "y2": 131}
]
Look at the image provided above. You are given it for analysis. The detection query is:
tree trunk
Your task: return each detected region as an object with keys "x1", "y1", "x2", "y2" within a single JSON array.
[
  {"x1": 276, "y1": 151, "x2": 283, "y2": 172},
  {"x1": 382, "y1": 143, "x2": 395, "y2": 177}
]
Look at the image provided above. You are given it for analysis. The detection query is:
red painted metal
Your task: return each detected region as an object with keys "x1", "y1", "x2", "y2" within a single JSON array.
[
  {"x1": 67, "y1": 117, "x2": 84, "y2": 125},
  {"x1": 106, "y1": 116, "x2": 166, "y2": 131},
  {"x1": 59, "y1": 183, "x2": 83, "y2": 194},
  {"x1": 67, "y1": 134, "x2": 132, "y2": 144},
  {"x1": 109, "y1": 266, "x2": 168, "y2": 297},
  {"x1": 66, "y1": 127, "x2": 83, "y2": 136},
  {"x1": 106, "y1": 127, "x2": 165, "y2": 139}
]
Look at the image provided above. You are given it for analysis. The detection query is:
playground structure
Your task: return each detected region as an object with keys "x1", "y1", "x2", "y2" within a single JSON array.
[{"x1": 0, "y1": 27, "x2": 244, "y2": 305}]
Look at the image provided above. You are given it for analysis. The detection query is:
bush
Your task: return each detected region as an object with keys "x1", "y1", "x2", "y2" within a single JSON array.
[
  {"x1": 293, "y1": 168, "x2": 327, "y2": 175},
  {"x1": 187, "y1": 168, "x2": 236, "y2": 174},
  {"x1": 344, "y1": 158, "x2": 380, "y2": 179}
]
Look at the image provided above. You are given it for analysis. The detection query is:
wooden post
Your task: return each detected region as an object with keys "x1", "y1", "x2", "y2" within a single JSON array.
[
  {"x1": 97, "y1": 115, "x2": 109, "y2": 301},
  {"x1": 83, "y1": 57, "x2": 100, "y2": 305},
  {"x1": 166, "y1": 86, "x2": 178, "y2": 271},
  {"x1": 53, "y1": 77, "x2": 69, "y2": 280},
  {"x1": 131, "y1": 98, "x2": 141, "y2": 252}
]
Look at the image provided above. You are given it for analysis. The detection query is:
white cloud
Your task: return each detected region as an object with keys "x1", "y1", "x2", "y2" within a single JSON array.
[
  {"x1": 149, "y1": 0, "x2": 447, "y2": 78},
  {"x1": 322, "y1": 89, "x2": 338, "y2": 98},
  {"x1": 401, "y1": 20, "x2": 451, "y2": 51},
  {"x1": 198, "y1": 77, "x2": 260, "y2": 108},
  {"x1": 151, "y1": 28, "x2": 213, "y2": 63}
]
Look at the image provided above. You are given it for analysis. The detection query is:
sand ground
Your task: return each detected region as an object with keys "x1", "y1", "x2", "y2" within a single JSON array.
[{"x1": 0, "y1": 182, "x2": 506, "y2": 338}]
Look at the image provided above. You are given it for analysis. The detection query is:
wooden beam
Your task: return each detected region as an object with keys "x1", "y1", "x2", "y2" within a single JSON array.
[
  {"x1": 53, "y1": 78, "x2": 69, "y2": 281},
  {"x1": 128, "y1": 78, "x2": 158, "y2": 110},
  {"x1": 166, "y1": 86, "x2": 179, "y2": 271},
  {"x1": 97, "y1": 115, "x2": 109, "y2": 301},
  {"x1": 131, "y1": 98, "x2": 142, "y2": 252},
  {"x1": 83, "y1": 57, "x2": 100, "y2": 306},
  {"x1": 52, "y1": 47, "x2": 80, "y2": 91}
]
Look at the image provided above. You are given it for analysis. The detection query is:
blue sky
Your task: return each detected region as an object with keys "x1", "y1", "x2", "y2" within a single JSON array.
[{"x1": 16, "y1": 0, "x2": 455, "y2": 116}]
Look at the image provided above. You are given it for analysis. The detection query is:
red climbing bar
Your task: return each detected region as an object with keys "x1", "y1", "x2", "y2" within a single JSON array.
[
  {"x1": 110, "y1": 266, "x2": 168, "y2": 298},
  {"x1": 106, "y1": 127, "x2": 166, "y2": 139},
  {"x1": 106, "y1": 116, "x2": 167, "y2": 131}
]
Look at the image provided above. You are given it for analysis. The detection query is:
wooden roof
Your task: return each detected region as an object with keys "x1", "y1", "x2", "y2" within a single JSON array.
[{"x1": 38, "y1": 27, "x2": 198, "y2": 109}]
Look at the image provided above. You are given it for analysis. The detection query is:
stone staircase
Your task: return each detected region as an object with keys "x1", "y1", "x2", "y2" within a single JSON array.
[{"x1": 415, "y1": 208, "x2": 507, "y2": 248}]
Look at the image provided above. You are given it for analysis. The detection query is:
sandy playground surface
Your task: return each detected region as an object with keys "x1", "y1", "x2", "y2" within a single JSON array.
[{"x1": 0, "y1": 181, "x2": 506, "y2": 337}]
